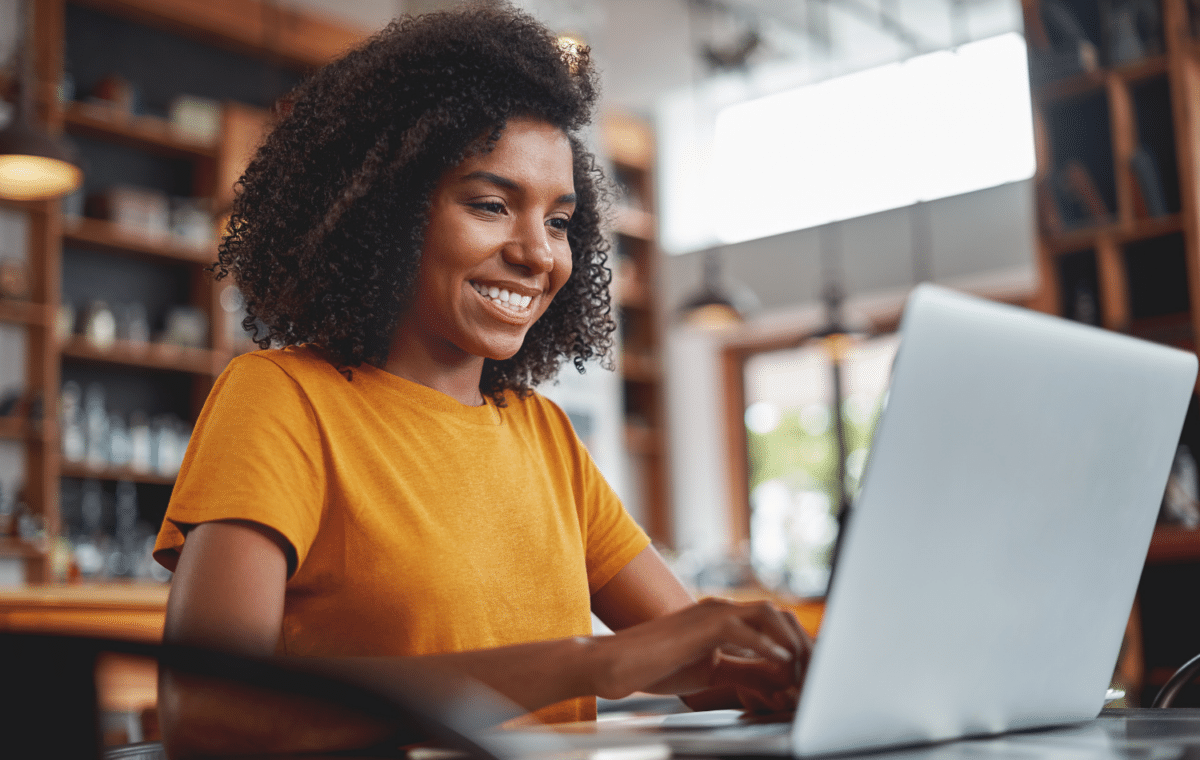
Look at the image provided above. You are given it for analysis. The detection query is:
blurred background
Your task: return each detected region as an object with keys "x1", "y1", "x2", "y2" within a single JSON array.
[{"x1": 0, "y1": 0, "x2": 1197, "y2": 742}]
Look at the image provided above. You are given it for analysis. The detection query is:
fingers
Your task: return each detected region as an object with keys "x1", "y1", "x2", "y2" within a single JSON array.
[
  {"x1": 600, "y1": 597, "x2": 813, "y2": 701},
  {"x1": 723, "y1": 658, "x2": 800, "y2": 714},
  {"x1": 735, "y1": 685, "x2": 776, "y2": 714},
  {"x1": 695, "y1": 598, "x2": 807, "y2": 676},
  {"x1": 735, "y1": 684, "x2": 797, "y2": 715},
  {"x1": 777, "y1": 609, "x2": 814, "y2": 688}
]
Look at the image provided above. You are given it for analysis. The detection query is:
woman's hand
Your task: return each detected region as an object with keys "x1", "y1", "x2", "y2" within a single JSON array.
[{"x1": 588, "y1": 597, "x2": 812, "y2": 711}]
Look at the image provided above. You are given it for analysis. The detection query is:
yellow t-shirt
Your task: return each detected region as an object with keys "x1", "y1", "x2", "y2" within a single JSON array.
[{"x1": 154, "y1": 346, "x2": 650, "y2": 723}]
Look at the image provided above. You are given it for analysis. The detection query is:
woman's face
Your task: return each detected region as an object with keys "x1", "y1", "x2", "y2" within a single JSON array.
[{"x1": 401, "y1": 116, "x2": 576, "y2": 363}]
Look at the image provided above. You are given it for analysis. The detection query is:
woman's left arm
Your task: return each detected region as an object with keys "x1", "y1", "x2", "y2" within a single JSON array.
[
  {"x1": 590, "y1": 545, "x2": 696, "y2": 628},
  {"x1": 590, "y1": 546, "x2": 812, "y2": 711}
]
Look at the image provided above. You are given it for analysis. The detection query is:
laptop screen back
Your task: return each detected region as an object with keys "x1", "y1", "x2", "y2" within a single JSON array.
[{"x1": 793, "y1": 285, "x2": 1197, "y2": 756}]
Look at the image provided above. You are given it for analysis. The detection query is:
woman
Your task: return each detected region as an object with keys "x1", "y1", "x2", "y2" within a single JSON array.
[{"x1": 154, "y1": 3, "x2": 809, "y2": 755}]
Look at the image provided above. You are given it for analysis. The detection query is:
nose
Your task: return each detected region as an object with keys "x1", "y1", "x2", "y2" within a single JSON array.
[{"x1": 504, "y1": 215, "x2": 556, "y2": 274}]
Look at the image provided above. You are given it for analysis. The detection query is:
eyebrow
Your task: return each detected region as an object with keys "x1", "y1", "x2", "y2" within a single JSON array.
[{"x1": 461, "y1": 170, "x2": 577, "y2": 205}]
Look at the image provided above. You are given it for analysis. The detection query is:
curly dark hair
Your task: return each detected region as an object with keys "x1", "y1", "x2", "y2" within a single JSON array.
[{"x1": 216, "y1": 1, "x2": 615, "y2": 401}]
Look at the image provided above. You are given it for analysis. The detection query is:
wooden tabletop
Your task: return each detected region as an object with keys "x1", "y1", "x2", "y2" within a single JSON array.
[{"x1": 0, "y1": 582, "x2": 170, "y2": 642}]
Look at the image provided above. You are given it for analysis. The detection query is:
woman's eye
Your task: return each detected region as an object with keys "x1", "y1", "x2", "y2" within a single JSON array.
[
  {"x1": 469, "y1": 201, "x2": 506, "y2": 215},
  {"x1": 547, "y1": 217, "x2": 571, "y2": 231}
]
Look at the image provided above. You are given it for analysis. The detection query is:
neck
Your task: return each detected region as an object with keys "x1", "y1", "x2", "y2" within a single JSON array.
[{"x1": 385, "y1": 328, "x2": 487, "y2": 407}]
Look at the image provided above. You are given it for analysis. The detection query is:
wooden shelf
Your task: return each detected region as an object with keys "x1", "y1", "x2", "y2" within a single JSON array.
[
  {"x1": 1146, "y1": 526, "x2": 1200, "y2": 563},
  {"x1": 1037, "y1": 55, "x2": 1169, "y2": 103},
  {"x1": 614, "y1": 206, "x2": 654, "y2": 241},
  {"x1": 1037, "y1": 69, "x2": 1106, "y2": 104},
  {"x1": 1042, "y1": 222, "x2": 1119, "y2": 252},
  {"x1": 1045, "y1": 214, "x2": 1184, "y2": 254},
  {"x1": 0, "y1": 538, "x2": 45, "y2": 559},
  {"x1": 0, "y1": 418, "x2": 22, "y2": 440},
  {"x1": 624, "y1": 424, "x2": 663, "y2": 456},
  {"x1": 1128, "y1": 313, "x2": 1195, "y2": 351},
  {"x1": 1114, "y1": 54, "x2": 1171, "y2": 83},
  {"x1": 1123, "y1": 215, "x2": 1185, "y2": 244},
  {"x1": 620, "y1": 352, "x2": 662, "y2": 383},
  {"x1": 616, "y1": 278, "x2": 651, "y2": 309},
  {"x1": 0, "y1": 298, "x2": 51, "y2": 327},
  {"x1": 63, "y1": 101, "x2": 219, "y2": 160},
  {"x1": 60, "y1": 336, "x2": 221, "y2": 375},
  {"x1": 64, "y1": 216, "x2": 216, "y2": 265},
  {"x1": 0, "y1": 417, "x2": 42, "y2": 441},
  {"x1": 69, "y1": 0, "x2": 366, "y2": 72},
  {"x1": 59, "y1": 461, "x2": 176, "y2": 486}
]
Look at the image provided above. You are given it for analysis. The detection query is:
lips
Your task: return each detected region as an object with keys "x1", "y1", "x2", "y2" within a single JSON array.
[{"x1": 470, "y1": 281, "x2": 534, "y2": 313}]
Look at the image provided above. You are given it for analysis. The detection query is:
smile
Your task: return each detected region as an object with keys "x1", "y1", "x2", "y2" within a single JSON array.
[{"x1": 471, "y1": 281, "x2": 534, "y2": 313}]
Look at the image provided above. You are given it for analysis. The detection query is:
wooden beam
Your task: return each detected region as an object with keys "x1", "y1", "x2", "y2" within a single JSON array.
[
  {"x1": 69, "y1": 0, "x2": 369, "y2": 70},
  {"x1": 33, "y1": 0, "x2": 66, "y2": 129},
  {"x1": 1095, "y1": 236, "x2": 1130, "y2": 331},
  {"x1": 1106, "y1": 72, "x2": 1137, "y2": 230},
  {"x1": 721, "y1": 344, "x2": 752, "y2": 550}
]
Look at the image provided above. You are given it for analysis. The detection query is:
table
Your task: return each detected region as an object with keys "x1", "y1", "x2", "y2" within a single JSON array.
[
  {"x1": 0, "y1": 583, "x2": 168, "y2": 742},
  {"x1": 805, "y1": 710, "x2": 1200, "y2": 759},
  {"x1": 493, "y1": 709, "x2": 1200, "y2": 760},
  {"x1": 704, "y1": 710, "x2": 1200, "y2": 759},
  {"x1": 63, "y1": 704, "x2": 1200, "y2": 759}
]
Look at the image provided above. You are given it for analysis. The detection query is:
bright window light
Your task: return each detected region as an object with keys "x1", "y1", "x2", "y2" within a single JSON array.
[{"x1": 668, "y1": 32, "x2": 1035, "y2": 251}]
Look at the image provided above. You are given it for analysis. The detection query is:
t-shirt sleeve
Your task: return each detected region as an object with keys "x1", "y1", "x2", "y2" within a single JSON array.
[
  {"x1": 538, "y1": 398, "x2": 651, "y2": 593},
  {"x1": 582, "y1": 468, "x2": 651, "y2": 593},
  {"x1": 153, "y1": 353, "x2": 326, "y2": 575}
]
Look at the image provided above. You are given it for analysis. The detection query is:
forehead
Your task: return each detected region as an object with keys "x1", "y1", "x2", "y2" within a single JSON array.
[{"x1": 451, "y1": 118, "x2": 575, "y2": 191}]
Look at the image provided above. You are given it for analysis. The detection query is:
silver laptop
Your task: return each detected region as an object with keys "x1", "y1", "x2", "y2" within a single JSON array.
[{"x1": 496, "y1": 283, "x2": 1198, "y2": 758}]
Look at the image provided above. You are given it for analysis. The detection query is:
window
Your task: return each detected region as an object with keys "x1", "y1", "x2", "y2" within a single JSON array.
[
  {"x1": 660, "y1": 33, "x2": 1036, "y2": 254},
  {"x1": 743, "y1": 333, "x2": 900, "y2": 596}
]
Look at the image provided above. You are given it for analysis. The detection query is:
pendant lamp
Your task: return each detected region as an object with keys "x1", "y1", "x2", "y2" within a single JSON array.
[
  {"x1": 0, "y1": 0, "x2": 81, "y2": 201},
  {"x1": 679, "y1": 249, "x2": 748, "y2": 329}
]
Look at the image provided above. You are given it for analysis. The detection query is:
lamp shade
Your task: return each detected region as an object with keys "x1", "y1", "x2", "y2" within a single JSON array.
[
  {"x1": 680, "y1": 290, "x2": 743, "y2": 329},
  {"x1": 0, "y1": 116, "x2": 82, "y2": 201},
  {"x1": 678, "y1": 249, "x2": 753, "y2": 329}
]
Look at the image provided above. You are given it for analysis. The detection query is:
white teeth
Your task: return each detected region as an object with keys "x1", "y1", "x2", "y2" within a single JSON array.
[{"x1": 472, "y1": 282, "x2": 533, "y2": 312}]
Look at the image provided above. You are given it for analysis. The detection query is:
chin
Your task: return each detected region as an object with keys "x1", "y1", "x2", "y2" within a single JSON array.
[
  {"x1": 482, "y1": 345, "x2": 524, "y2": 362},
  {"x1": 469, "y1": 334, "x2": 528, "y2": 363}
]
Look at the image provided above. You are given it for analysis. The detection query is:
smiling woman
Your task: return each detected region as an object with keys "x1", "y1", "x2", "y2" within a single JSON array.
[
  {"x1": 148, "y1": 2, "x2": 811, "y2": 756},
  {"x1": 390, "y1": 118, "x2": 578, "y2": 404}
]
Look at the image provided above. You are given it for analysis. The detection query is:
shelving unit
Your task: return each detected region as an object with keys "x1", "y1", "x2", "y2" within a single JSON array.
[
  {"x1": 59, "y1": 461, "x2": 176, "y2": 487},
  {"x1": 1023, "y1": 0, "x2": 1200, "y2": 703},
  {"x1": 1025, "y1": 0, "x2": 1200, "y2": 492},
  {"x1": 62, "y1": 101, "x2": 220, "y2": 159},
  {"x1": 64, "y1": 217, "x2": 216, "y2": 264},
  {"x1": 605, "y1": 114, "x2": 672, "y2": 546},
  {"x1": 0, "y1": 298, "x2": 51, "y2": 327},
  {"x1": 0, "y1": 0, "x2": 363, "y2": 583}
]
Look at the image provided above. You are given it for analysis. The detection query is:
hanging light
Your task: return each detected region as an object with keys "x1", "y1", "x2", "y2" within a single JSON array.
[
  {"x1": 0, "y1": 0, "x2": 81, "y2": 201},
  {"x1": 679, "y1": 249, "x2": 751, "y2": 329}
]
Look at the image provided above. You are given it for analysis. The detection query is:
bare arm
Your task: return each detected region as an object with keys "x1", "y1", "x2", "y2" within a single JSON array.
[
  {"x1": 591, "y1": 544, "x2": 697, "y2": 629},
  {"x1": 160, "y1": 524, "x2": 806, "y2": 756},
  {"x1": 160, "y1": 520, "x2": 405, "y2": 756}
]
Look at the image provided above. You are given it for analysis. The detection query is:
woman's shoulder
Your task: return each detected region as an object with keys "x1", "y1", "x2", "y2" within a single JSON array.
[
  {"x1": 503, "y1": 389, "x2": 578, "y2": 434},
  {"x1": 225, "y1": 345, "x2": 344, "y2": 384},
  {"x1": 505, "y1": 387, "x2": 560, "y2": 412}
]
